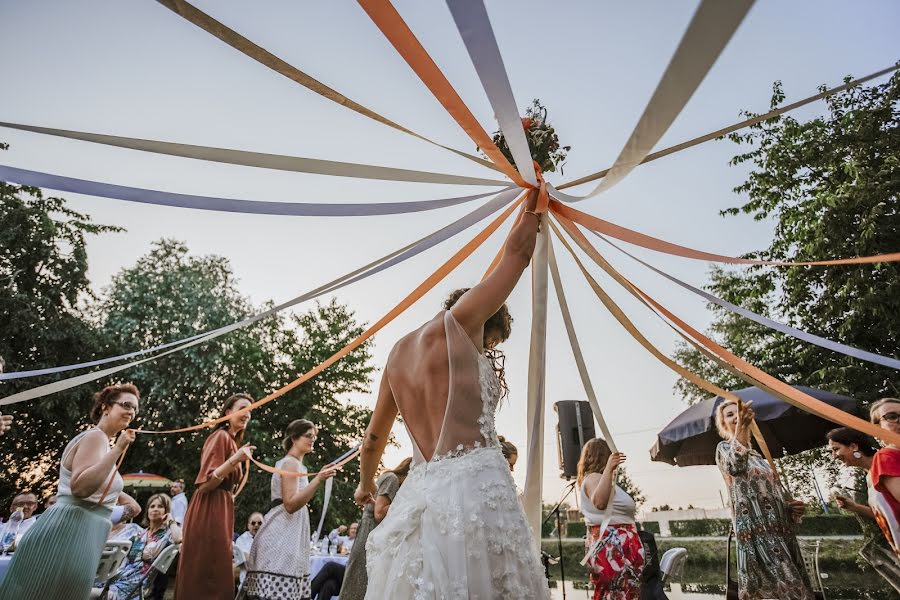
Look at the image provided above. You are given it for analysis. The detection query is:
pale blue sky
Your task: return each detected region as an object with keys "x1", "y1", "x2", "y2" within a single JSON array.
[{"x1": 2, "y1": 0, "x2": 898, "y2": 509}]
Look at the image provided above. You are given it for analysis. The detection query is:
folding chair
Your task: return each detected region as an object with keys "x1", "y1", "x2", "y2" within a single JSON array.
[
  {"x1": 90, "y1": 540, "x2": 133, "y2": 599},
  {"x1": 798, "y1": 539, "x2": 827, "y2": 600},
  {"x1": 659, "y1": 547, "x2": 688, "y2": 583}
]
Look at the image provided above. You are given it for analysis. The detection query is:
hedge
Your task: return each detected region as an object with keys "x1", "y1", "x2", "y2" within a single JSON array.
[
  {"x1": 566, "y1": 521, "x2": 586, "y2": 539},
  {"x1": 652, "y1": 515, "x2": 861, "y2": 537},
  {"x1": 669, "y1": 518, "x2": 732, "y2": 537},
  {"x1": 797, "y1": 515, "x2": 862, "y2": 536},
  {"x1": 641, "y1": 521, "x2": 661, "y2": 535}
]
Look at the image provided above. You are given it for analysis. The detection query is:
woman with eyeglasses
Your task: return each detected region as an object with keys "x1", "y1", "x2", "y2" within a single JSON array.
[
  {"x1": 0, "y1": 383, "x2": 140, "y2": 600},
  {"x1": 869, "y1": 398, "x2": 900, "y2": 557},
  {"x1": 826, "y1": 427, "x2": 900, "y2": 592},
  {"x1": 237, "y1": 419, "x2": 337, "y2": 600},
  {"x1": 176, "y1": 393, "x2": 256, "y2": 600}
]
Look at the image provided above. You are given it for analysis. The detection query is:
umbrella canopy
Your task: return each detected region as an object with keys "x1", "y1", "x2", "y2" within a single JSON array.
[
  {"x1": 122, "y1": 472, "x2": 173, "y2": 490},
  {"x1": 651, "y1": 386, "x2": 858, "y2": 467}
]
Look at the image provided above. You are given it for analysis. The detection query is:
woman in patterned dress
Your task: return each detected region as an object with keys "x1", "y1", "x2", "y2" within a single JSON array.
[
  {"x1": 238, "y1": 419, "x2": 337, "y2": 600},
  {"x1": 715, "y1": 400, "x2": 814, "y2": 600},
  {"x1": 578, "y1": 438, "x2": 644, "y2": 600}
]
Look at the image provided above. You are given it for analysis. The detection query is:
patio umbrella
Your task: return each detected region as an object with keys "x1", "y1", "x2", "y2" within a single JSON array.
[
  {"x1": 650, "y1": 385, "x2": 858, "y2": 467},
  {"x1": 121, "y1": 472, "x2": 172, "y2": 490}
]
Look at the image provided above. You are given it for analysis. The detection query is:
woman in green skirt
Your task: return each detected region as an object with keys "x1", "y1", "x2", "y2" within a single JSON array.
[{"x1": 0, "y1": 383, "x2": 141, "y2": 600}]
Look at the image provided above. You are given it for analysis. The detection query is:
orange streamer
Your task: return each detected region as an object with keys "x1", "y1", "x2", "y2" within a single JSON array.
[
  {"x1": 249, "y1": 447, "x2": 361, "y2": 479},
  {"x1": 552, "y1": 212, "x2": 900, "y2": 446},
  {"x1": 136, "y1": 194, "x2": 524, "y2": 435},
  {"x1": 551, "y1": 200, "x2": 900, "y2": 267},
  {"x1": 357, "y1": 0, "x2": 528, "y2": 188}
]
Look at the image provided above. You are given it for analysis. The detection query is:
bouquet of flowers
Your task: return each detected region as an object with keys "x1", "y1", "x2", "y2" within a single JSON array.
[{"x1": 484, "y1": 99, "x2": 571, "y2": 174}]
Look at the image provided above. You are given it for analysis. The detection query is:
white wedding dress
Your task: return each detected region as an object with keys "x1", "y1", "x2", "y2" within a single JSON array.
[{"x1": 365, "y1": 311, "x2": 549, "y2": 600}]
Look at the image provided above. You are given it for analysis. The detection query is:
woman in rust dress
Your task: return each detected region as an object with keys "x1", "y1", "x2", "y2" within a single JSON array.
[{"x1": 175, "y1": 393, "x2": 255, "y2": 600}]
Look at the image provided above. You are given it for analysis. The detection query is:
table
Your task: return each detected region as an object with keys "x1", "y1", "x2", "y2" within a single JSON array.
[{"x1": 309, "y1": 553, "x2": 348, "y2": 580}]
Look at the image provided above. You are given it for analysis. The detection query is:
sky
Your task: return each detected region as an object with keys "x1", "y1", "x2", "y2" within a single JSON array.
[{"x1": 2, "y1": 0, "x2": 899, "y2": 511}]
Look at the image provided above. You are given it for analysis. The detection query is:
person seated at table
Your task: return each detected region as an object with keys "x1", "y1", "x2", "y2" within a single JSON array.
[
  {"x1": 169, "y1": 479, "x2": 188, "y2": 526},
  {"x1": 338, "y1": 522, "x2": 358, "y2": 554},
  {"x1": 237, "y1": 419, "x2": 337, "y2": 600},
  {"x1": 8, "y1": 492, "x2": 39, "y2": 538},
  {"x1": 233, "y1": 512, "x2": 264, "y2": 585},
  {"x1": 43, "y1": 495, "x2": 59, "y2": 512},
  {"x1": 310, "y1": 561, "x2": 345, "y2": 600},
  {"x1": 326, "y1": 524, "x2": 347, "y2": 547},
  {"x1": 0, "y1": 383, "x2": 141, "y2": 600}
]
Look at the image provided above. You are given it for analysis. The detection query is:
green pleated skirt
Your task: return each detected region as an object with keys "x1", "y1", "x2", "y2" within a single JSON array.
[{"x1": 0, "y1": 495, "x2": 112, "y2": 600}]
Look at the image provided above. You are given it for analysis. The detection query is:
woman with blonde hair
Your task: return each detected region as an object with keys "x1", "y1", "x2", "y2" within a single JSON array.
[
  {"x1": 868, "y1": 397, "x2": 900, "y2": 555},
  {"x1": 577, "y1": 438, "x2": 644, "y2": 600},
  {"x1": 715, "y1": 400, "x2": 812, "y2": 600},
  {"x1": 339, "y1": 457, "x2": 412, "y2": 600}
]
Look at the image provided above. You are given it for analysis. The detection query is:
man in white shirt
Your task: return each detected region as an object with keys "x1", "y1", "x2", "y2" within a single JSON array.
[
  {"x1": 233, "y1": 512, "x2": 264, "y2": 585},
  {"x1": 169, "y1": 479, "x2": 188, "y2": 526},
  {"x1": 9, "y1": 492, "x2": 38, "y2": 537},
  {"x1": 339, "y1": 522, "x2": 359, "y2": 554}
]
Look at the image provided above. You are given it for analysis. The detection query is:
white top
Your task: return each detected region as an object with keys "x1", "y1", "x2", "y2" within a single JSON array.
[
  {"x1": 57, "y1": 429, "x2": 123, "y2": 509},
  {"x1": 170, "y1": 492, "x2": 188, "y2": 525},
  {"x1": 580, "y1": 482, "x2": 636, "y2": 526}
]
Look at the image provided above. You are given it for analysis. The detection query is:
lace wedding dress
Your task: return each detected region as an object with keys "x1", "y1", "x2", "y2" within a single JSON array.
[{"x1": 365, "y1": 311, "x2": 549, "y2": 600}]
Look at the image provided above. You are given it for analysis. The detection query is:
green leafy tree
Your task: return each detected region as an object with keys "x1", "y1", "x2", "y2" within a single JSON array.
[
  {"x1": 0, "y1": 144, "x2": 121, "y2": 509},
  {"x1": 97, "y1": 240, "x2": 375, "y2": 528},
  {"x1": 672, "y1": 70, "x2": 900, "y2": 496}
]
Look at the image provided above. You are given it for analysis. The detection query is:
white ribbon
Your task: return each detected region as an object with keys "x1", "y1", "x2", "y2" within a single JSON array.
[
  {"x1": 446, "y1": 0, "x2": 537, "y2": 186},
  {"x1": 0, "y1": 189, "x2": 521, "y2": 399},
  {"x1": 0, "y1": 122, "x2": 508, "y2": 187},
  {"x1": 523, "y1": 226, "x2": 549, "y2": 550},
  {"x1": 315, "y1": 478, "x2": 334, "y2": 542},
  {"x1": 557, "y1": 0, "x2": 754, "y2": 200},
  {"x1": 594, "y1": 232, "x2": 900, "y2": 371},
  {"x1": 0, "y1": 165, "x2": 506, "y2": 217},
  {"x1": 546, "y1": 237, "x2": 617, "y2": 565}
]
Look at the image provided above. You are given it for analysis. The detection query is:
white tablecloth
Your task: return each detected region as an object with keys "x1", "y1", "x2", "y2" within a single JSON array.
[{"x1": 309, "y1": 553, "x2": 348, "y2": 580}]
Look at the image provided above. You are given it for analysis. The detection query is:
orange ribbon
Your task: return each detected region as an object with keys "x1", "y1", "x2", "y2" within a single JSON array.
[
  {"x1": 551, "y1": 200, "x2": 900, "y2": 267},
  {"x1": 248, "y1": 447, "x2": 362, "y2": 479},
  {"x1": 356, "y1": 0, "x2": 529, "y2": 188},
  {"x1": 551, "y1": 211, "x2": 900, "y2": 447},
  {"x1": 135, "y1": 193, "x2": 524, "y2": 435}
]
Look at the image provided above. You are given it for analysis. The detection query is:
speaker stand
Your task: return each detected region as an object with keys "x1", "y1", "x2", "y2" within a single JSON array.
[{"x1": 542, "y1": 480, "x2": 576, "y2": 599}]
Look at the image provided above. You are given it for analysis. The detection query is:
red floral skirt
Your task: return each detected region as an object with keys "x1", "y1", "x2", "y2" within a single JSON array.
[{"x1": 585, "y1": 523, "x2": 645, "y2": 600}]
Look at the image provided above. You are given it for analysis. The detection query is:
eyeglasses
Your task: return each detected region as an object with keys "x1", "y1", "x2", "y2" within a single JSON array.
[
  {"x1": 250, "y1": 521, "x2": 263, "y2": 526},
  {"x1": 12, "y1": 501, "x2": 37, "y2": 507},
  {"x1": 873, "y1": 411, "x2": 900, "y2": 425},
  {"x1": 112, "y1": 400, "x2": 139, "y2": 415},
  {"x1": 302, "y1": 432, "x2": 318, "y2": 440}
]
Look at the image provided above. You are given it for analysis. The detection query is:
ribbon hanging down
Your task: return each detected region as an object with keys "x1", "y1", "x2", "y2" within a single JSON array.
[
  {"x1": 0, "y1": 165, "x2": 510, "y2": 217},
  {"x1": 446, "y1": 0, "x2": 537, "y2": 187},
  {"x1": 357, "y1": 0, "x2": 528, "y2": 188},
  {"x1": 551, "y1": 199, "x2": 900, "y2": 267},
  {"x1": 0, "y1": 188, "x2": 521, "y2": 392},
  {"x1": 551, "y1": 212, "x2": 900, "y2": 447},
  {"x1": 594, "y1": 233, "x2": 900, "y2": 370},
  {"x1": 557, "y1": 63, "x2": 900, "y2": 192},
  {"x1": 154, "y1": 0, "x2": 497, "y2": 172},
  {"x1": 132, "y1": 196, "x2": 523, "y2": 435},
  {"x1": 0, "y1": 122, "x2": 508, "y2": 187},
  {"x1": 557, "y1": 0, "x2": 754, "y2": 200}
]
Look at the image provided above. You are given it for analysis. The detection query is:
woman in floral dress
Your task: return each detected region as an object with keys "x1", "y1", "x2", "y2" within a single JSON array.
[{"x1": 715, "y1": 400, "x2": 814, "y2": 600}]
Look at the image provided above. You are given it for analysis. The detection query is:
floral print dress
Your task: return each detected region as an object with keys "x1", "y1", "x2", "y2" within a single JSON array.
[{"x1": 716, "y1": 440, "x2": 814, "y2": 600}]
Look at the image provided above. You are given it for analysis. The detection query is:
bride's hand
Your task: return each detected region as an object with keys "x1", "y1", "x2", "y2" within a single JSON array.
[{"x1": 354, "y1": 480, "x2": 376, "y2": 506}]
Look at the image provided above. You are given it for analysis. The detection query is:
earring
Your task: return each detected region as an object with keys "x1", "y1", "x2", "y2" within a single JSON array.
[{"x1": 853, "y1": 451, "x2": 862, "y2": 459}]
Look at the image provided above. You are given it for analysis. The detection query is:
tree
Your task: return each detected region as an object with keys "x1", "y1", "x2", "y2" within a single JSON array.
[
  {"x1": 0, "y1": 142, "x2": 121, "y2": 509},
  {"x1": 672, "y1": 70, "x2": 900, "y2": 496},
  {"x1": 616, "y1": 467, "x2": 645, "y2": 510},
  {"x1": 97, "y1": 240, "x2": 375, "y2": 528}
]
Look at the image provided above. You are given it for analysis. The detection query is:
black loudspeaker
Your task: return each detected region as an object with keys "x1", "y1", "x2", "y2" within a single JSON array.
[{"x1": 554, "y1": 400, "x2": 596, "y2": 480}]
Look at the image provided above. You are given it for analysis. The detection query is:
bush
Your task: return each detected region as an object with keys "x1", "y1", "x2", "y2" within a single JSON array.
[
  {"x1": 669, "y1": 519, "x2": 732, "y2": 537},
  {"x1": 566, "y1": 521, "x2": 586, "y2": 539},
  {"x1": 640, "y1": 521, "x2": 661, "y2": 535},
  {"x1": 797, "y1": 515, "x2": 862, "y2": 537}
]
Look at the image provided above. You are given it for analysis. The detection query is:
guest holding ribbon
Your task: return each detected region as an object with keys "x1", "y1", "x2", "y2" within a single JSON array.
[
  {"x1": 0, "y1": 383, "x2": 140, "y2": 600},
  {"x1": 826, "y1": 427, "x2": 900, "y2": 592},
  {"x1": 715, "y1": 400, "x2": 813, "y2": 600},
  {"x1": 578, "y1": 438, "x2": 644, "y2": 600},
  {"x1": 238, "y1": 419, "x2": 337, "y2": 600},
  {"x1": 175, "y1": 393, "x2": 255, "y2": 600},
  {"x1": 499, "y1": 435, "x2": 518, "y2": 472},
  {"x1": 869, "y1": 398, "x2": 900, "y2": 556}
]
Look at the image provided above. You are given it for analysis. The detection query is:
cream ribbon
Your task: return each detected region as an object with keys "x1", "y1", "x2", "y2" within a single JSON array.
[{"x1": 523, "y1": 226, "x2": 549, "y2": 550}]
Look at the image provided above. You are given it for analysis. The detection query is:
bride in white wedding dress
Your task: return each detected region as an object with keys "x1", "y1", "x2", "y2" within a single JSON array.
[{"x1": 354, "y1": 190, "x2": 549, "y2": 600}]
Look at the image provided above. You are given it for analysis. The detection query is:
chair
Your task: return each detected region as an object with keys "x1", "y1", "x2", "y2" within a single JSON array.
[
  {"x1": 798, "y1": 539, "x2": 827, "y2": 600},
  {"x1": 659, "y1": 547, "x2": 688, "y2": 583},
  {"x1": 123, "y1": 543, "x2": 180, "y2": 600},
  {"x1": 90, "y1": 540, "x2": 133, "y2": 599}
]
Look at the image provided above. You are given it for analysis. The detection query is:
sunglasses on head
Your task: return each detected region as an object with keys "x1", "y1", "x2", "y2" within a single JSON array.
[{"x1": 873, "y1": 411, "x2": 900, "y2": 425}]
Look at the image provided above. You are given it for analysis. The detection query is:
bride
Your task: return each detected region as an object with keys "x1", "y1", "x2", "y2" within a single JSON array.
[{"x1": 354, "y1": 190, "x2": 549, "y2": 599}]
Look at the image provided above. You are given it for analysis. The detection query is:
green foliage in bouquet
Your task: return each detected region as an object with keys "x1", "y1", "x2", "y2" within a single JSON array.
[{"x1": 486, "y1": 99, "x2": 571, "y2": 174}]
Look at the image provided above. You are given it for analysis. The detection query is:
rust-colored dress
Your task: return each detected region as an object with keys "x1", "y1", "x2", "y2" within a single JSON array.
[{"x1": 175, "y1": 428, "x2": 241, "y2": 600}]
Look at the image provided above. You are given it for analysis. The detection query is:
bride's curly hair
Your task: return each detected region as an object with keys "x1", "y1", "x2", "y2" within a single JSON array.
[{"x1": 444, "y1": 288, "x2": 512, "y2": 401}]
